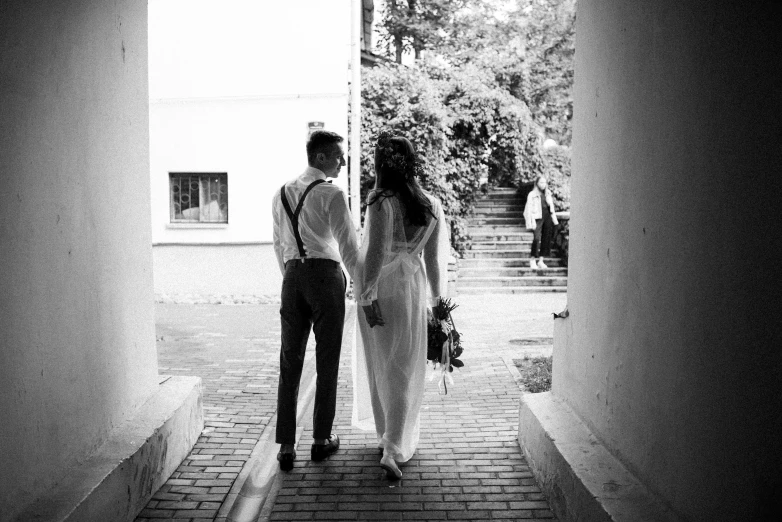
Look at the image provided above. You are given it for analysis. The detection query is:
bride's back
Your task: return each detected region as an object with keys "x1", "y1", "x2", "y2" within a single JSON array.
[{"x1": 383, "y1": 193, "x2": 435, "y2": 254}]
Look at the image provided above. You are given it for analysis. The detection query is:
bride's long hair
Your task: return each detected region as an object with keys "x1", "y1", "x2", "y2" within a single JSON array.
[{"x1": 369, "y1": 133, "x2": 434, "y2": 227}]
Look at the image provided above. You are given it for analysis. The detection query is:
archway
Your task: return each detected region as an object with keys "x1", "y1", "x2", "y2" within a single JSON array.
[{"x1": 2, "y1": 2, "x2": 780, "y2": 521}]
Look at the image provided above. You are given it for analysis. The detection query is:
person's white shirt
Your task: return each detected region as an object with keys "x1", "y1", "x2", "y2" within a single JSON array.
[{"x1": 272, "y1": 166, "x2": 359, "y2": 279}]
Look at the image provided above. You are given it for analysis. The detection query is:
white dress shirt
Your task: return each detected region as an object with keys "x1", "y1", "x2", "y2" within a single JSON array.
[{"x1": 272, "y1": 167, "x2": 359, "y2": 279}]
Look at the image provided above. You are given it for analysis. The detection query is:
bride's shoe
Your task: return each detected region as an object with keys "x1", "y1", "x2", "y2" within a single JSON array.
[{"x1": 380, "y1": 455, "x2": 402, "y2": 480}]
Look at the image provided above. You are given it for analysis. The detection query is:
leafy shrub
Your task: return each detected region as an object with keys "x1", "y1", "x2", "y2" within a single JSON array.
[
  {"x1": 360, "y1": 62, "x2": 464, "y2": 249},
  {"x1": 541, "y1": 145, "x2": 571, "y2": 212},
  {"x1": 360, "y1": 61, "x2": 544, "y2": 255},
  {"x1": 554, "y1": 218, "x2": 569, "y2": 266}
]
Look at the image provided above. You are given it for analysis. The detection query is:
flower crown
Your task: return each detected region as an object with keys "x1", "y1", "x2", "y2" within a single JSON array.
[{"x1": 374, "y1": 129, "x2": 424, "y2": 181}]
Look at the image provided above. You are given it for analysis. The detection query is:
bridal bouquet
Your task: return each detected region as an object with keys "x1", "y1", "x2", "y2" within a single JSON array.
[{"x1": 427, "y1": 297, "x2": 464, "y2": 394}]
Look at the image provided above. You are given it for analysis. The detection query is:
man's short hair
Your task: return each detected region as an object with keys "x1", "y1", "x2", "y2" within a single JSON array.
[{"x1": 307, "y1": 130, "x2": 344, "y2": 162}]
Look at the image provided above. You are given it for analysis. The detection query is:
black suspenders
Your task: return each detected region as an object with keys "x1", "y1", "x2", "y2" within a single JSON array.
[{"x1": 280, "y1": 179, "x2": 327, "y2": 258}]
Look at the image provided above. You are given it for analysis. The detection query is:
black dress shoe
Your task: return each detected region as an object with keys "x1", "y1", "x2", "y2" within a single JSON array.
[
  {"x1": 277, "y1": 450, "x2": 296, "y2": 471},
  {"x1": 311, "y1": 434, "x2": 340, "y2": 461}
]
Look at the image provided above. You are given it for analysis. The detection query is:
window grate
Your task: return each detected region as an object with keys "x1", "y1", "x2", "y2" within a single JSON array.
[{"x1": 169, "y1": 173, "x2": 228, "y2": 223}]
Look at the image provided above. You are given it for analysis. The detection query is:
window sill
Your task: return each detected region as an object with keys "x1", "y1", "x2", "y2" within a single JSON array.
[{"x1": 167, "y1": 223, "x2": 229, "y2": 229}]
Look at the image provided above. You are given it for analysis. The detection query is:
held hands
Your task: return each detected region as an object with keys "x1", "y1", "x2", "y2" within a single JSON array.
[{"x1": 361, "y1": 300, "x2": 385, "y2": 328}]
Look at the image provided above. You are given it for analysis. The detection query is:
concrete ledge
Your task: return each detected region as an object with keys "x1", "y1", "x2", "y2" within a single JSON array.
[
  {"x1": 518, "y1": 392, "x2": 680, "y2": 522},
  {"x1": 16, "y1": 376, "x2": 203, "y2": 522}
]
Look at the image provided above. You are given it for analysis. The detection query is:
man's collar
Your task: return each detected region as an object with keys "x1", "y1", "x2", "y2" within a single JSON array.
[{"x1": 302, "y1": 166, "x2": 327, "y2": 181}]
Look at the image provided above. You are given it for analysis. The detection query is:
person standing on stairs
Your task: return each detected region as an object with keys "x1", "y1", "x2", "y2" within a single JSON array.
[{"x1": 523, "y1": 175, "x2": 559, "y2": 269}]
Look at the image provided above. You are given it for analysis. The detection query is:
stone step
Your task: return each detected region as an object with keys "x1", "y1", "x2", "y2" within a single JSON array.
[
  {"x1": 476, "y1": 200, "x2": 521, "y2": 207},
  {"x1": 476, "y1": 193, "x2": 522, "y2": 199},
  {"x1": 469, "y1": 217, "x2": 527, "y2": 226},
  {"x1": 472, "y1": 207, "x2": 523, "y2": 215},
  {"x1": 464, "y1": 249, "x2": 561, "y2": 259},
  {"x1": 473, "y1": 205, "x2": 525, "y2": 213},
  {"x1": 468, "y1": 241, "x2": 533, "y2": 250},
  {"x1": 473, "y1": 207, "x2": 524, "y2": 214},
  {"x1": 475, "y1": 196, "x2": 523, "y2": 202},
  {"x1": 458, "y1": 286, "x2": 567, "y2": 294},
  {"x1": 479, "y1": 192, "x2": 520, "y2": 200},
  {"x1": 459, "y1": 257, "x2": 564, "y2": 267},
  {"x1": 475, "y1": 196, "x2": 523, "y2": 201},
  {"x1": 469, "y1": 232, "x2": 535, "y2": 242},
  {"x1": 472, "y1": 209, "x2": 525, "y2": 218},
  {"x1": 471, "y1": 235, "x2": 534, "y2": 241},
  {"x1": 458, "y1": 276, "x2": 568, "y2": 287},
  {"x1": 477, "y1": 198, "x2": 523, "y2": 204},
  {"x1": 467, "y1": 214, "x2": 524, "y2": 221},
  {"x1": 468, "y1": 225, "x2": 528, "y2": 234},
  {"x1": 460, "y1": 267, "x2": 568, "y2": 277},
  {"x1": 478, "y1": 192, "x2": 522, "y2": 197}
]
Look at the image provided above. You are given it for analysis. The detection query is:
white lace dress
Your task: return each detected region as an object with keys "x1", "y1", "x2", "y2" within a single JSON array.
[{"x1": 352, "y1": 191, "x2": 450, "y2": 462}]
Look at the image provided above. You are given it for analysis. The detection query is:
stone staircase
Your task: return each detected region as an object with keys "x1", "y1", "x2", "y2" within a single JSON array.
[{"x1": 458, "y1": 187, "x2": 568, "y2": 294}]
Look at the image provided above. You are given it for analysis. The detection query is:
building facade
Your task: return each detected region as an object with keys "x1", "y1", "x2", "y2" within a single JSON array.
[{"x1": 149, "y1": 0, "x2": 361, "y2": 299}]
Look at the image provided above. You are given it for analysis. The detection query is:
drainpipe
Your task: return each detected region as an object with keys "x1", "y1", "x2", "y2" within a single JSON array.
[{"x1": 349, "y1": 0, "x2": 362, "y2": 229}]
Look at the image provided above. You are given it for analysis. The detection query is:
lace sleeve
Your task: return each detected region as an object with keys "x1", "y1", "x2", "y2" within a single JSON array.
[
  {"x1": 356, "y1": 195, "x2": 393, "y2": 306},
  {"x1": 423, "y1": 197, "x2": 451, "y2": 307}
]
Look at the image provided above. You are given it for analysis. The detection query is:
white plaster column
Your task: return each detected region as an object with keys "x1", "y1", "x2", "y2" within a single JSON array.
[
  {"x1": 0, "y1": 2, "x2": 202, "y2": 519},
  {"x1": 519, "y1": 1, "x2": 782, "y2": 520}
]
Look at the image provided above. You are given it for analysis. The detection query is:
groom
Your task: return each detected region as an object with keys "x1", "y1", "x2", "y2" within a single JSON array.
[{"x1": 272, "y1": 130, "x2": 359, "y2": 471}]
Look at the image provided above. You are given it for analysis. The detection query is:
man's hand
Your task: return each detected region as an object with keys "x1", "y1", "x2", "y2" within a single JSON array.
[{"x1": 361, "y1": 300, "x2": 385, "y2": 328}]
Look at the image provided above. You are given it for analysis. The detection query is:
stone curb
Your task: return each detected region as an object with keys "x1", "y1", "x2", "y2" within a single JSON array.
[{"x1": 214, "y1": 358, "x2": 317, "y2": 522}]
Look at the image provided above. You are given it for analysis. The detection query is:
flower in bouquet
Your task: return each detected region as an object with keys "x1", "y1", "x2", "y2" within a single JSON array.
[{"x1": 427, "y1": 297, "x2": 464, "y2": 393}]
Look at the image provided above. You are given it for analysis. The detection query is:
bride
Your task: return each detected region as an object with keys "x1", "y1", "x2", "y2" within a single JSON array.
[{"x1": 353, "y1": 133, "x2": 450, "y2": 479}]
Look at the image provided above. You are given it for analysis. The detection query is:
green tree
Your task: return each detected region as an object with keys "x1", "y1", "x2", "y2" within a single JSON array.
[
  {"x1": 518, "y1": 0, "x2": 576, "y2": 146},
  {"x1": 376, "y1": 0, "x2": 575, "y2": 146},
  {"x1": 365, "y1": 0, "x2": 575, "y2": 253},
  {"x1": 440, "y1": 0, "x2": 575, "y2": 146},
  {"x1": 377, "y1": 0, "x2": 469, "y2": 63},
  {"x1": 361, "y1": 60, "x2": 543, "y2": 254}
]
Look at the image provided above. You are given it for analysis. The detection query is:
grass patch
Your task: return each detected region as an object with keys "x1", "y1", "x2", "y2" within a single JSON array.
[{"x1": 513, "y1": 356, "x2": 553, "y2": 393}]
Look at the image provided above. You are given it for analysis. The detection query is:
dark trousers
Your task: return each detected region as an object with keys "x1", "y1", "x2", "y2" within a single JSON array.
[
  {"x1": 276, "y1": 258, "x2": 346, "y2": 444},
  {"x1": 531, "y1": 218, "x2": 555, "y2": 258}
]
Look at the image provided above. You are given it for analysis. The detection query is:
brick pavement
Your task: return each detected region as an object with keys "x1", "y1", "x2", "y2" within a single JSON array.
[
  {"x1": 137, "y1": 293, "x2": 566, "y2": 521},
  {"x1": 136, "y1": 304, "x2": 287, "y2": 522},
  {"x1": 268, "y1": 293, "x2": 563, "y2": 521}
]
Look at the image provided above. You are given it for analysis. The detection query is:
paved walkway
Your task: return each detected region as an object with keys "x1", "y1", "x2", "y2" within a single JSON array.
[{"x1": 136, "y1": 293, "x2": 566, "y2": 522}]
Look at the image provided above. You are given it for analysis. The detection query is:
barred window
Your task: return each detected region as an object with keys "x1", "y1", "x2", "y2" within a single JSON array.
[{"x1": 169, "y1": 173, "x2": 228, "y2": 223}]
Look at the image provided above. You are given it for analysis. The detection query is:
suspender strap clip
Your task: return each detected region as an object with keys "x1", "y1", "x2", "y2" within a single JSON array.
[{"x1": 280, "y1": 179, "x2": 327, "y2": 258}]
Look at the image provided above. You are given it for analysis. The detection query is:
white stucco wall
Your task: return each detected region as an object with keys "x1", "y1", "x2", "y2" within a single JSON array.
[
  {"x1": 0, "y1": 1, "x2": 158, "y2": 517},
  {"x1": 153, "y1": 244, "x2": 282, "y2": 298},
  {"x1": 148, "y1": 0, "x2": 351, "y2": 246},
  {"x1": 558, "y1": 1, "x2": 781, "y2": 520},
  {"x1": 149, "y1": 96, "x2": 349, "y2": 245}
]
